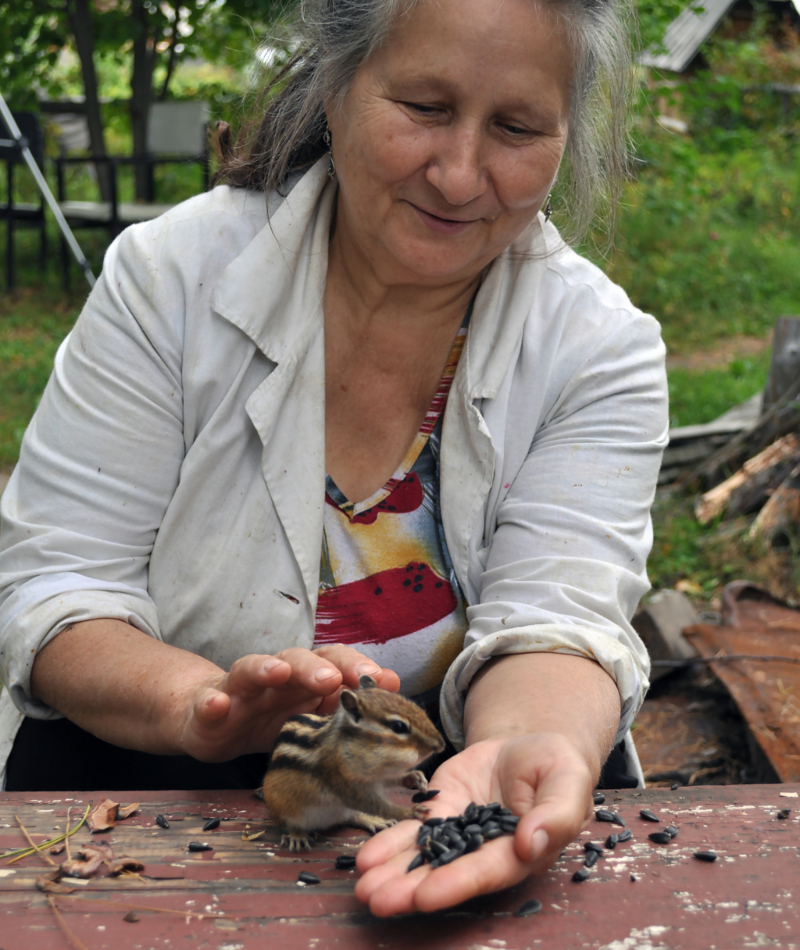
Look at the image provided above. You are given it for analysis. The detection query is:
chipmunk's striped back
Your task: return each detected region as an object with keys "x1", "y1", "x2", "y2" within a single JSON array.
[{"x1": 268, "y1": 713, "x2": 333, "y2": 776}]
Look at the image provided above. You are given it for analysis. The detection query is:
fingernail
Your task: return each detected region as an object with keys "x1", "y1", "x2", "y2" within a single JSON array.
[
  {"x1": 531, "y1": 828, "x2": 549, "y2": 861},
  {"x1": 262, "y1": 658, "x2": 282, "y2": 673},
  {"x1": 357, "y1": 664, "x2": 380, "y2": 676},
  {"x1": 315, "y1": 667, "x2": 338, "y2": 682}
]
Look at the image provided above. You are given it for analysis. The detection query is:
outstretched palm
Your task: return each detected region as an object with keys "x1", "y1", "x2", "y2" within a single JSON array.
[{"x1": 355, "y1": 733, "x2": 595, "y2": 915}]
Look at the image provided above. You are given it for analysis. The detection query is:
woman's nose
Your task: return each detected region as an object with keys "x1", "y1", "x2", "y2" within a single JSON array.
[{"x1": 425, "y1": 126, "x2": 488, "y2": 207}]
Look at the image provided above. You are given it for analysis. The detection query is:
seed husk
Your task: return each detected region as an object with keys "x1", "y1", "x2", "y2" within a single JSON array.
[
  {"x1": 616, "y1": 829, "x2": 633, "y2": 843},
  {"x1": 595, "y1": 809, "x2": 625, "y2": 826},
  {"x1": 693, "y1": 850, "x2": 718, "y2": 862},
  {"x1": 514, "y1": 898, "x2": 543, "y2": 918},
  {"x1": 412, "y1": 789, "x2": 441, "y2": 804},
  {"x1": 187, "y1": 841, "x2": 213, "y2": 852},
  {"x1": 639, "y1": 809, "x2": 659, "y2": 823},
  {"x1": 630, "y1": 873, "x2": 637, "y2": 882},
  {"x1": 584, "y1": 850, "x2": 599, "y2": 868},
  {"x1": 572, "y1": 868, "x2": 590, "y2": 882},
  {"x1": 584, "y1": 841, "x2": 605, "y2": 854},
  {"x1": 777, "y1": 808, "x2": 791, "y2": 820},
  {"x1": 202, "y1": 818, "x2": 220, "y2": 832},
  {"x1": 670, "y1": 783, "x2": 680, "y2": 790},
  {"x1": 648, "y1": 831, "x2": 672, "y2": 844},
  {"x1": 155, "y1": 814, "x2": 169, "y2": 829},
  {"x1": 605, "y1": 833, "x2": 619, "y2": 849},
  {"x1": 298, "y1": 871, "x2": 321, "y2": 885},
  {"x1": 592, "y1": 792, "x2": 606, "y2": 805},
  {"x1": 664, "y1": 825, "x2": 679, "y2": 839},
  {"x1": 407, "y1": 853, "x2": 426, "y2": 872},
  {"x1": 335, "y1": 854, "x2": 356, "y2": 870}
]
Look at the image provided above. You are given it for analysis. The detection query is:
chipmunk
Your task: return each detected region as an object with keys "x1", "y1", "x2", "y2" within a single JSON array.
[{"x1": 262, "y1": 674, "x2": 445, "y2": 851}]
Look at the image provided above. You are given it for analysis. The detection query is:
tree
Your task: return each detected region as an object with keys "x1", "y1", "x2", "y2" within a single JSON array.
[{"x1": 0, "y1": 0, "x2": 290, "y2": 198}]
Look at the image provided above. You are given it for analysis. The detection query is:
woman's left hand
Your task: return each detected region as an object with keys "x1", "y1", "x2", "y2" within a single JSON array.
[{"x1": 355, "y1": 732, "x2": 594, "y2": 915}]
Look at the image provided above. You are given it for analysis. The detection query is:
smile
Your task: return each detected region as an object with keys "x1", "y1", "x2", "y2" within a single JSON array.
[{"x1": 410, "y1": 203, "x2": 478, "y2": 235}]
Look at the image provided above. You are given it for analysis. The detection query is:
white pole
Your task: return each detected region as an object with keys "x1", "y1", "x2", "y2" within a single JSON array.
[{"x1": 0, "y1": 93, "x2": 96, "y2": 289}]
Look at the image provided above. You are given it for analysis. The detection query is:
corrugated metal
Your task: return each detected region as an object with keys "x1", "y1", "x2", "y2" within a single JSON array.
[{"x1": 639, "y1": 0, "x2": 738, "y2": 72}]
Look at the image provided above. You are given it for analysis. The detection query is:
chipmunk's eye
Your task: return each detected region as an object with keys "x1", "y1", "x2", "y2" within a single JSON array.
[{"x1": 387, "y1": 718, "x2": 410, "y2": 735}]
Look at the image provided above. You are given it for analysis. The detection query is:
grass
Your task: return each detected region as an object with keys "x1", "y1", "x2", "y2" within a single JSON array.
[{"x1": 667, "y1": 353, "x2": 771, "y2": 429}]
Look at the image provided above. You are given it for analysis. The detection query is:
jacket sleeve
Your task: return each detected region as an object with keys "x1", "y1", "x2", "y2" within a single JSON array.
[
  {"x1": 440, "y1": 296, "x2": 669, "y2": 749},
  {"x1": 0, "y1": 224, "x2": 186, "y2": 717}
]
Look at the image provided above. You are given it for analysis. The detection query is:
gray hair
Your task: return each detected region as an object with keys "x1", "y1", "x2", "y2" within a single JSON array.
[{"x1": 216, "y1": 0, "x2": 636, "y2": 247}]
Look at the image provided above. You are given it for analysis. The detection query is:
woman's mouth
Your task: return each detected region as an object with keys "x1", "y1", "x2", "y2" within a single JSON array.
[{"x1": 411, "y1": 204, "x2": 477, "y2": 235}]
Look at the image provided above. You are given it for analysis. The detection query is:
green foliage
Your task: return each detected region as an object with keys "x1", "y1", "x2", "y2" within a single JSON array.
[
  {"x1": 667, "y1": 354, "x2": 771, "y2": 428},
  {"x1": 636, "y1": 0, "x2": 687, "y2": 52}
]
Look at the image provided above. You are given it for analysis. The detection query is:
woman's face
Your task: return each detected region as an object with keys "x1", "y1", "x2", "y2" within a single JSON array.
[{"x1": 327, "y1": 0, "x2": 573, "y2": 287}]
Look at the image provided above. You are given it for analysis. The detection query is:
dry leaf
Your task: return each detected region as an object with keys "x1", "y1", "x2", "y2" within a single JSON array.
[
  {"x1": 242, "y1": 830, "x2": 264, "y2": 841},
  {"x1": 49, "y1": 843, "x2": 66, "y2": 855},
  {"x1": 36, "y1": 874, "x2": 76, "y2": 895},
  {"x1": 88, "y1": 799, "x2": 119, "y2": 834},
  {"x1": 123, "y1": 911, "x2": 140, "y2": 923},
  {"x1": 61, "y1": 854, "x2": 105, "y2": 879},
  {"x1": 116, "y1": 803, "x2": 140, "y2": 821},
  {"x1": 108, "y1": 857, "x2": 145, "y2": 876},
  {"x1": 78, "y1": 842, "x2": 114, "y2": 862}
]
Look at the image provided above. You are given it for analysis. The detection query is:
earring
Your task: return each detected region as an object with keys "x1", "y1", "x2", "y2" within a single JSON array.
[
  {"x1": 323, "y1": 129, "x2": 335, "y2": 179},
  {"x1": 544, "y1": 194, "x2": 552, "y2": 223}
]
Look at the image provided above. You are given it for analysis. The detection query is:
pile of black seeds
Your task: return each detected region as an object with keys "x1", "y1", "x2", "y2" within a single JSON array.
[{"x1": 407, "y1": 801, "x2": 520, "y2": 872}]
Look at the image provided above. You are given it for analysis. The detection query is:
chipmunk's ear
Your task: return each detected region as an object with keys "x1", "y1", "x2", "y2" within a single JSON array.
[
  {"x1": 358, "y1": 674, "x2": 377, "y2": 690},
  {"x1": 340, "y1": 689, "x2": 361, "y2": 722}
]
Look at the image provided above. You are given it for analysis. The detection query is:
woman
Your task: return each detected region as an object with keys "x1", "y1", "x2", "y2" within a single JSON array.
[{"x1": 0, "y1": 0, "x2": 667, "y2": 916}]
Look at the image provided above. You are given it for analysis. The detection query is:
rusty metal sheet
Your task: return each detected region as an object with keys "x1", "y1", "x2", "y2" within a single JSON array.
[
  {"x1": 3, "y1": 785, "x2": 800, "y2": 949},
  {"x1": 683, "y1": 582, "x2": 800, "y2": 782}
]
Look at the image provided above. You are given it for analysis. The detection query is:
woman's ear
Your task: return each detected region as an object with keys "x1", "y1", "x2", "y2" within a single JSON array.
[{"x1": 340, "y1": 689, "x2": 361, "y2": 721}]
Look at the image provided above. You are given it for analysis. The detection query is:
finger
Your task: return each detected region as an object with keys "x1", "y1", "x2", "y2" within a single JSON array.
[
  {"x1": 357, "y1": 819, "x2": 420, "y2": 870},
  {"x1": 224, "y1": 654, "x2": 292, "y2": 697},
  {"x1": 313, "y1": 645, "x2": 401, "y2": 692},
  {"x1": 356, "y1": 848, "x2": 431, "y2": 915},
  {"x1": 193, "y1": 687, "x2": 231, "y2": 724},
  {"x1": 273, "y1": 647, "x2": 344, "y2": 693}
]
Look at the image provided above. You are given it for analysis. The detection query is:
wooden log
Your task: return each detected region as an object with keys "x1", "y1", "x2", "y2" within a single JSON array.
[
  {"x1": 749, "y1": 462, "x2": 800, "y2": 544},
  {"x1": 694, "y1": 433, "x2": 800, "y2": 524},
  {"x1": 632, "y1": 589, "x2": 699, "y2": 681},
  {"x1": 686, "y1": 382, "x2": 800, "y2": 489},
  {"x1": 762, "y1": 317, "x2": 800, "y2": 413}
]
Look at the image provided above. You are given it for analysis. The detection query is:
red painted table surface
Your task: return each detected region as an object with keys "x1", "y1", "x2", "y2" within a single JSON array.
[{"x1": 1, "y1": 784, "x2": 799, "y2": 950}]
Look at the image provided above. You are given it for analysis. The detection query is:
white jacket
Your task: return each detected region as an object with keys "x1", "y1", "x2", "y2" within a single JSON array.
[{"x1": 0, "y1": 160, "x2": 668, "y2": 783}]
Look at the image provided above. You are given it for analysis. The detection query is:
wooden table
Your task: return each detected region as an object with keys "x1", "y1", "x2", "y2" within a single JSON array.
[{"x1": 2, "y1": 784, "x2": 799, "y2": 949}]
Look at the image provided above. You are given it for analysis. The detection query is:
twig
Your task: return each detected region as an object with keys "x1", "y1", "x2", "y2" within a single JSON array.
[
  {"x1": 14, "y1": 814, "x2": 58, "y2": 868},
  {"x1": 65, "y1": 807, "x2": 72, "y2": 863},
  {"x1": 57, "y1": 894, "x2": 227, "y2": 919},
  {"x1": 46, "y1": 894, "x2": 91, "y2": 950},
  {"x1": 4, "y1": 803, "x2": 90, "y2": 864},
  {"x1": 652, "y1": 654, "x2": 800, "y2": 668}
]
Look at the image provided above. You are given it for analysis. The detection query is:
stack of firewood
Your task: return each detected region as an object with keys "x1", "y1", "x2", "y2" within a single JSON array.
[{"x1": 691, "y1": 317, "x2": 800, "y2": 545}]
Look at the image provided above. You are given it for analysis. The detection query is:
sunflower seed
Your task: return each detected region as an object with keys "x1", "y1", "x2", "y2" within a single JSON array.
[
  {"x1": 155, "y1": 814, "x2": 169, "y2": 829},
  {"x1": 420, "y1": 848, "x2": 435, "y2": 862},
  {"x1": 584, "y1": 850, "x2": 599, "y2": 868},
  {"x1": 430, "y1": 839, "x2": 448, "y2": 857},
  {"x1": 464, "y1": 802, "x2": 479, "y2": 822},
  {"x1": 777, "y1": 809, "x2": 791, "y2": 820},
  {"x1": 298, "y1": 871, "x2": 321, "y2": 885},
  {"x1": 498, "y1": 816, "x2": 520, "y2": 833},
  {"x1": 514, "y1": 898, "x2": 543, "y2": 917},
  {"x1": 584, "y1": 841, "x2": 605, "y2": 854},
  {"x1": 465, "y1": 833, "x2": 483, "y2": 853},
  {"x1": 639, "y1": 809, "x2": 659, "y2": 823},
  {"x1": 463, "y1": 823, "x2": 483, "y2": 836},
  {"x1": 592, "y1": 792, "x2": 606, "y2": 805},
  {"x1": 423, "y1": 817, "x2": 445, "y2": 827},
  {"x1": 630, "y1": 873, "x2": 637, "y2": 882},
  {"x1": 335, "y1": 854, "x2": 356, "y2": 870},
  {"x1": 187, "y1": 841, "x2": 213, "y2": 852},
  {"x1": 416, "y1": 827, "x2": 432, "y2": 847},
  {"x1": 572, "y1": 868, "x2": 590, "y2": 882},
  {"x1": 616, "y1": 829, "x2": 633, "y2": 843},
  {"x1": 693, "y1": 850, "x2": 718, "y2": 862},
  {"x1": 595, "y1": 809, "x2": 625, "y2": 826},
  {"x1": 411, "y1": 789, "x2": 440, "y2": 803},
  {"x1": 670, "y1": 783, "x2": 680, "y2": 790},
  {"x1": 202, "y1": 818, "x2": 220, "y2": 832},
  {"x1": 605, "y1": 834, "x2": 619, "y2": 849},
  {"x1": 438, "y1": 847, "x2": 462, "y2": 865},
  {"x1": 648, "y1": 831, "x2": 672, "y2": 844},
  {"x1": 407, "y1": 853, "x2": 426, "y2": 872},
  {"x1": 483, "y1": 825, "x2": 505, "y2": 840},
  {"x1": 664, "y1": 826, "x2": 679, "y2": 839}
]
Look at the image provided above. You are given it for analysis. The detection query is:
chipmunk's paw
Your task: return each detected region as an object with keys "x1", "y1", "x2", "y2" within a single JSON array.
[
  {"x1": 349, "y1": 812, "x2": 397, "y2": 834},
  {"x1": 281, "y1": 832, "x2": 313, "y2": 852},
  {"x1": 410, "y1": 803, "x2": 431, "y2": 821},
  {"x1": 401, "y1": 769, "x2": 428, "y2": 792}
]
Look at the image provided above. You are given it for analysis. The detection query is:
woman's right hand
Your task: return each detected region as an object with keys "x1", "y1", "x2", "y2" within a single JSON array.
[{"x1": 174, "y1": 644, "x2": 401, "y2": 762}]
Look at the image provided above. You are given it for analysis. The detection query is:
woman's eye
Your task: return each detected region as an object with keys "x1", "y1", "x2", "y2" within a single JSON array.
[
  {"x1": 501, "y1": 122, "x2": 533, "y2": 137},
  {"x1": 405, "y1": 102, "x2": 440, "y2": 116}
]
